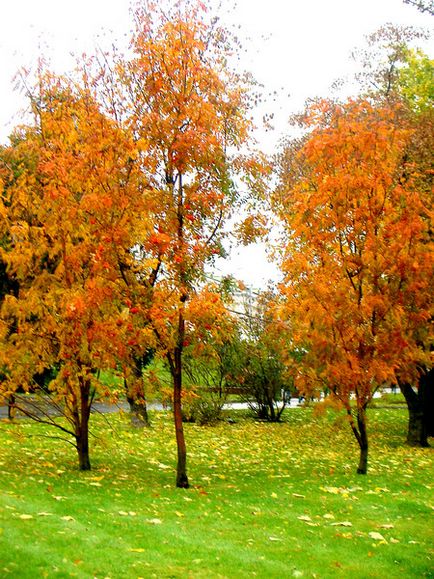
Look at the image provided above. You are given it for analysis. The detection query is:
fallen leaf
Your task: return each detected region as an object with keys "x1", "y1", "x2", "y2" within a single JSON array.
[
  {"x1": 322, "y1": 486, "x2": 340, "y2": 494},
  {"x1": 369, "y1": 532, "x2": 387, "y2": 542},
  {"x1": 292, "y1": 493, "x2": 305, "y2": 498},
  {"x1": 61, "y1": 516, "x2": 75, "y2": 521},
  {"x1": 297, "y1": 515, "x2": 312, "y2": 522},
  {"x1": 269, "y1": 536, "x2": 282, "y2": 541},
  {"x1": 146, "y1": 518, "x2": 162, "y2": 525},
  {"x1": 37, "y1": 512, "x2": 53, "y2": 517},
  {"x1": 19, "y1": 514, "x2": 33, "y2": 520},
  {"x1": 128, "y1": 548, "x2": 145, "y2": 553},
  {"x1": 380, "y1": 524, "x2": 394, "y2": 529},
  {"x1": 330, "y1": 521, "x2": 352, "y2": 527}
]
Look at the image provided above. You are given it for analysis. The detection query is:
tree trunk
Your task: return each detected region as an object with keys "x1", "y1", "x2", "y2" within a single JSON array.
[
  {"x1": 168, "y1": 308, "x2": 189, "y2": 488},
  {"x1": 127, "y1": 396, "x2": 150, "y2": 428},
  {"x1": 348, "y1": 406, "x2": 369, "y2": 474},
  {"x1": 75, "y1": 377, "x2": 92, "y2": 471},
  {"x1": 7, "y1": 394, "x2": 15, "y2": 420},
  {"x1": 400, "y1": 381, "x2": 429, "y2": 447},
  {"x1": 356, "y1": 408, "x2": 368, "y2": 475},
  {"x1": 173, "y1": 352, "x2": 189, "y2": 488},
  {"x1": 76, "y1": 429, "x2": 91, "y2": 471},
  {"x1": 125, "y1": 355, "x2": 150, "y2": 428}
]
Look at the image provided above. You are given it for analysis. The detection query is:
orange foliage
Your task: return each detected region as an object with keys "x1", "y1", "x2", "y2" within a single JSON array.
[{"x1": 274, "y1": 99, "x2": 433, "y2": 472}]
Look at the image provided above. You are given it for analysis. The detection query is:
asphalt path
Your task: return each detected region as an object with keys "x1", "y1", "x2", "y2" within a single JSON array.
[
  {"x1": 0, "y1": 397, "x2": 306, "y2": 420},
  {"x1": 0, "y1": 390, "x2": 395, "y2": 420}
]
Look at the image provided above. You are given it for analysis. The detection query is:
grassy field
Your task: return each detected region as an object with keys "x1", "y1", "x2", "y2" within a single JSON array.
[{"x1": 0, "y1": 406, "x2": 432, "y2": 578}]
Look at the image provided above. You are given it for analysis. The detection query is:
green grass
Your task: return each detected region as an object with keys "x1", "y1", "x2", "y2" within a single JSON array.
[{"x1": 0, "y1": 407, "x2": 432, "y2": 578}]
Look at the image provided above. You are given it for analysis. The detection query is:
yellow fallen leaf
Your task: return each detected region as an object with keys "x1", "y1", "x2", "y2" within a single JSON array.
[
  {"x1": 369, "y1": 531, "x2": 387, "y2": 542},
  {"x1": 380, "y1": 524, "x2": 394, "y2": 529},
  {"x1": 128, "y1": 548, "x2": 145, "y2": 553},
  {"x1": 37, "y1": 512, "x2": 53, "y2": 517},
  {"x1": 322, "y1": 486, "x2": 340, "y2": 494},
  {"x1": 19, "y1": 514, "x2": 33, "y2": 520},
  {"x1": 297, "y1": 515, "x2": 312, "y2": 522},
  {"x1": 271, "y1": 492, "x2": 278, "y2": 498},
  {"x1": 292, "y1": 493, "x2": 305, "y2": 498},
  {"x1": 118, "y1": 511, "x2": 129, "y2": 516},
  {"x1": 61, "y1": 516, "x2": 75, "y2": 521},
  {"x1": 330, "y1": 521, "x2": 352, "y2": 527},
  {"x1": 146, "y1": 518, "x2": 162, "y2": 525}
]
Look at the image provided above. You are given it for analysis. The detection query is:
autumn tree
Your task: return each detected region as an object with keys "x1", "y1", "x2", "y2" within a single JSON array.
[
  {"x1": 106, "y1": 0, "x2": 260, "y2": 487},
  {"x1": 273, "y1": 99, "x2": 433, "y2": 474},
  {"x1": 349, "y1": 26, "x2": 434, "y2": 445},
  {"x1": 0, "y1": 68, "x2": 152, "y2": 470}
]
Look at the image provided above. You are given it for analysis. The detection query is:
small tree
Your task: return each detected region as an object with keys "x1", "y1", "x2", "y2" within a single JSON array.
[
  {"x1": 0, "y1": 69, "x2": 151, "y2": 469},
  {"x1": 227, "y1": 290, "x2": 289, "y2": 422}
]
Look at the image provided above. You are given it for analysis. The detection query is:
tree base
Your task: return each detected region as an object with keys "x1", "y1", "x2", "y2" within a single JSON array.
[{"x1": 176, "y1": 474, "x2": 190, "y2": 489}]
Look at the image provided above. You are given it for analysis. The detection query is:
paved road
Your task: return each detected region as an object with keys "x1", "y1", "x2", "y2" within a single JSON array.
[
  {"x1": 0, "y1": 389, "x2": 395, "y2": 420},
  {"x1": 0, "y1": 397, "x2": 307, "y2": 419}
]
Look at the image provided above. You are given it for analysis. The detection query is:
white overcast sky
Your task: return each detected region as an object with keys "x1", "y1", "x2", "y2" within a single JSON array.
[{"x1": 0, "y1": 0, "x2": 432, "y2": 287}]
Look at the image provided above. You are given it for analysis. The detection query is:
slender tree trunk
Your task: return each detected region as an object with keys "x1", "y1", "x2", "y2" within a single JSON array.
[
  {"x1": 125, "y1": 356, "x2": 150, "y2": 428},
  {"x1": 347, "y1": 406, "x2": 369, "y2": 474},
  {"x1": 172, "y1": 310, "x2": 189, "y2": 488},
  {"x1": 400, "y1": 381, "x2": 429, "y2": 447},
  {"x1": 356, "y1": 408, "x2": 368, "y2": 474},
  {"x1": 76, "y1": 427, "x2": 91, "y2": 471},
  {"x1": 75, "y1": 377, "x2": 92, "y2": 471},
  {"x1": 7, "y1": 394, "x2": 15, "y2": 420}
]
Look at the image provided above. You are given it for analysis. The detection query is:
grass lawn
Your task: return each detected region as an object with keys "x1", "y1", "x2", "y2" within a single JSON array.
[{"x1": 0, "y1": 406, "x2": 432, "y2": 578}]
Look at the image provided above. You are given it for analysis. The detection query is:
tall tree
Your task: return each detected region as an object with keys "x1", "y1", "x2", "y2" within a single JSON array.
[
  {"x1": 107, "y1": 0, "x2": 261, "y2": 487},
  {"x1": 274, "y1": 99, "x2": 433, "y2": 473}
]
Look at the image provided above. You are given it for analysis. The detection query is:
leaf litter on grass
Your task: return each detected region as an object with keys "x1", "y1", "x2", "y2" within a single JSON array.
[{"x1": 0, "y1": 409, "x2": 433, "y2": 578}]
